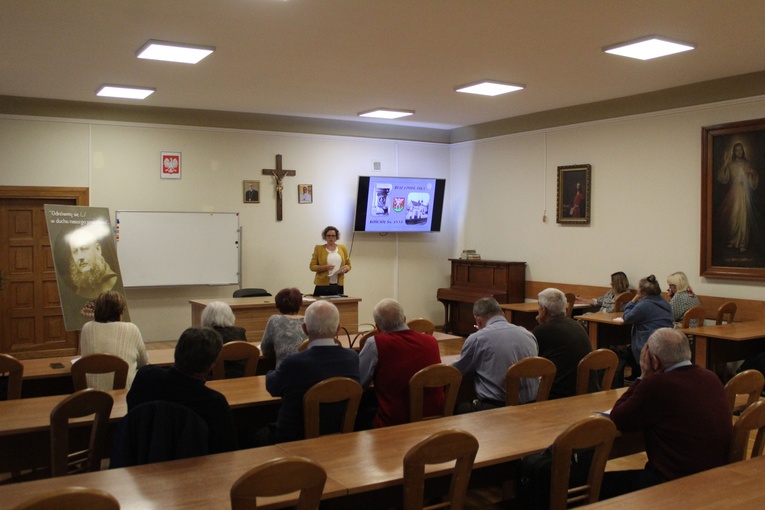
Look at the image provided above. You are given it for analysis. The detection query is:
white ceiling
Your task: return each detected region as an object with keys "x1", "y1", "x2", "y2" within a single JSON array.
[{"x1": 2, "y1": 0, "x2": 765, "y2": 130}]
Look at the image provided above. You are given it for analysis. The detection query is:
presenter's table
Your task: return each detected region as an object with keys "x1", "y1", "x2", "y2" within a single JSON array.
[{"x1": 190, "y1": 296, "x2": 361, "y2": 339}]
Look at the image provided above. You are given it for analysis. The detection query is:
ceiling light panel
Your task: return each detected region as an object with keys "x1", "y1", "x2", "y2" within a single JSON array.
[
  {"x1": 456, "y1": 81, "x2": 525, "y2": 96},
  {"x1": 136, "y1": 40, "x2": 215, "y2": 64},
  {"x1": 96, "y1": 85, "x2": 155, "y2": 100},
  {"x1": 358, "y1": 108, "x2": 415, "y2": 119},
  {"x1": 604, "y1": 36, "x2": 695, "y2": 60}
]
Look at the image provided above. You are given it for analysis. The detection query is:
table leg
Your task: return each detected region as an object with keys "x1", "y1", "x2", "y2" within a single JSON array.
[
  {"x1": 694, "y1": 335, "x2": 708, "y2": 369},
  {"x1": 588, "y1": 321, "x2": 599, "y2": 351}
]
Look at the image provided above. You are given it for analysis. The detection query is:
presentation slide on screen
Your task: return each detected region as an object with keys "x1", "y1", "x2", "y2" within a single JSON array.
[{"x1": 361, "y1": 176, "x2": 438, "y2": 232}]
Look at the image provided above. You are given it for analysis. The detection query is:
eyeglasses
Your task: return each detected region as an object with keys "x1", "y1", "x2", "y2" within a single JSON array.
[{"x1": 325, "y1": 234, "x2": 337, "y2": 238}]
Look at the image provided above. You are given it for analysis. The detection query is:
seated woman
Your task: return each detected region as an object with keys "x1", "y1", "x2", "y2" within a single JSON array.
[
  {"x1": 667, "y1": 271, "x2": 702, "y2": 326},
  {"x1": 201, "y1": 301, "x2": 247, "y2": 377},
  {"x1": 79, "y1": 291, "x2": 148, "y2": 390},
  {"x1": 620, "y1": 275, "x2": 674, "y2": 381},
  {"x1": 260, "y1": 287, "x2": 308, "y2": 367},
  {"x1": 576, "y1": 271, "x2": 630, "y2": 313}
]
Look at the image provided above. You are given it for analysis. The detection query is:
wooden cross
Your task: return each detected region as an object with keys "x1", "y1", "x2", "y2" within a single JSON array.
[{"x1": 262, "y1": 154, "x2": 296, "y2": 221}]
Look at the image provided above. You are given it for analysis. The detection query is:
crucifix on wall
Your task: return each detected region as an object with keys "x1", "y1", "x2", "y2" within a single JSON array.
[{"x1": 262, "y1": 154, "x2": 296, "y2": 221}]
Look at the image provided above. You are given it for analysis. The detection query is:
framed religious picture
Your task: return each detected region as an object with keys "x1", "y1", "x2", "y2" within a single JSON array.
[
  {"x1": 556, "y1": 164, "x2": 591, "y2": 224},
  {"x1": 243, "y1": 180, "x2": 260, "y2": 204},
  {"x1": 160, "y1": 151, "x2": 181, "y2": 179},
  {"x1": 701, "y1": 118, "x2": 765, "y2": 280},
  {"x1": 298, "y1": 184, "x2": 313, "y2": 204}
]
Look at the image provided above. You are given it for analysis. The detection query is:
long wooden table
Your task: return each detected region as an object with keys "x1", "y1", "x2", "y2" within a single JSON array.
[
  {"x1": 680, "y1": 320, "x2": 765, "y2": 374},
  {"x1": 500, "y1": 301, "x2": 590, "y2": 331},
  {"x1": 0, "y1": 388, "x2": 628, "y2": 508},
  {"x1": 575, "y1": 312, "x2": 631, "y2": 350},
  {"x1": 190, "y1": 296, "x2": 362, "y2": 339}
]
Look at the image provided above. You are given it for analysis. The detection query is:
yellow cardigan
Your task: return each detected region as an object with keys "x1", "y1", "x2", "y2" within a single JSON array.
[{"x1": 309, "y1": 244, "x2": 351, "y2": 286}]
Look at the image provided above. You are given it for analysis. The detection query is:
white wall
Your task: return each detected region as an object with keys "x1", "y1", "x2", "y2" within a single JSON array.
[{"x1": 451, "y1": 97, "x2": 765, "y2": 300}]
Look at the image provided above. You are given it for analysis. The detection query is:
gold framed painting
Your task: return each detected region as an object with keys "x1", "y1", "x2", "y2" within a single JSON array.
[{"x1": 556, "y1": 164, "x2": 591, "y2": 224}]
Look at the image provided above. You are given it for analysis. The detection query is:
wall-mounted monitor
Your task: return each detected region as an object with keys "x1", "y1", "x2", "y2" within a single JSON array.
[{"x1": 353, "y1": 176, "x2": 446, "y2": 232}]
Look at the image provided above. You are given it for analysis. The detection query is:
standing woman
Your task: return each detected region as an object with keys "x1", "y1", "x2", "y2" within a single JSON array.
[
  {"x1": 79, "y1": 291, "x2": 148, "y2": 390},
  {"x1": 309, "y1": 225, "x2": 351, "y2": 296}
]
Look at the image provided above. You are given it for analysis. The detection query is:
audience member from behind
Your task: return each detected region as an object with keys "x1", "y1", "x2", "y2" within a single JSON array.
[
  {"x1": 79, "y1": 291, "x2": 148, "y2": 390},
  {"x1": 266, "y1": 300, "x2": 359, "y2": 443},
  {"x1": 576, "y1": 271, "x2": 630, "y2": 312},
  {"x1": 127, "y1": 327, "x2": 237, "y2": 453},
  {"x1": 359, "y1": 298, "x2": 443, "y2": 427},
  {"x1": 260, "y1": 287, "x2": 308, "y2": 367},
  {"x1": 309, "y1": 225, "x2": 351, "y2": 296},
  {"x1": 452, "y1": 297, "x2": 538, "y2": 412},
  {"x1": 201, "y1": 301, "x2": 247, "y2": 378},
  {"x1": 621, "y1": 275, "x2": 674, "y2": 374},
  {"x1": 666, "y1": 271, "x2": 702, "y2": 325},
  {"x1": 601, "y1": 328, "x2": 731, "y2": 499},
  {"x1": 534, "y1": 288, "x2": 595, "y2": 398}
]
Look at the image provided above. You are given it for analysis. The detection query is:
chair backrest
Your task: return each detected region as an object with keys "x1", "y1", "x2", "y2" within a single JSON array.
[
  {"x1": 505, "y1": 356, "x2": 557, "y2": 406},
  {"x1": 49, "y1": 388, "x2": 114, "y2": 477},
  {"x1": 11, "y1": 487, "x2": 120, "y2": 510},
  {"x1": 408, "y1": 364, "x2": 461, "y2": 422},
  {"x1": 407, "y1": 318, "x2": 436, "y2": 335},
  {"x1": 716, "y1": 301, "x2": 737, "y2": 325},
  {"x1": 724, "y1": 369, "x2": 765, "y2": 414},
  {"x1": 233, "y1": 288, "x2": 271, "y2": 298},
  {"x1": 0, "y1": 353, "x2": 24, "y2": 400},
  {"x1": 298, "y1": 337, "x2": 342, "y2": 352},
  {"x1": 729, "y1": 400, "x2": 765, "y2": 463},
  {"x1": 403, "y1": 429, "x2": 479, "y2": 510},
  {"x1": 681, "y1": 305, "x2": 707, "y2": 329},
  {"x1": 71, "y1": 353, "x2": 128, "y2": 391},
  {"x1": 576, "y1": 349, "x2": 617, "y2": 395},
  {"x1": 611, "y1": 291, "x2": 635, "y2": 313},
  {"x1": 564, "y1": 293, "x2": 576, "y2": 318},
  {"x1": 303, "y1": 377, "x2": 362, "y2": 439},
  {"x1": 550, "y1": 416, "x2": 617, "y2": 510},
  {"x1": 212, "y1": 341, "x2": 260, "y2": 379},
  {"x1": 356, "y1": 328, "x2": 379, "y2": 351},
  {"x1": 231, "y1": 456, "x2": 326, "y2": 510}
]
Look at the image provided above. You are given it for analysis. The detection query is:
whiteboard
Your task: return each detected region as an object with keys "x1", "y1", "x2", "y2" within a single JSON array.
[{"x1": 116, "y1": 211, "x2": 240, "y2": 287}]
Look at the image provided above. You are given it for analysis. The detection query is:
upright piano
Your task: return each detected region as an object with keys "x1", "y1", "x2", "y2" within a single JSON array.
[{"x1": 437, "y1": 259, "x2": 526, "y2": 336}]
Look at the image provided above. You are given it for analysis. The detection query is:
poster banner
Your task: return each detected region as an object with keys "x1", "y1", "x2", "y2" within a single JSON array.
[{"x1": 44, "y1": 205, "x2": 127, "y2": 331}]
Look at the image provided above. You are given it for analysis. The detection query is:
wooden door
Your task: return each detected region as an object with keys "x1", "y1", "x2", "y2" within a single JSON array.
[{"x1": 0, "y1": 187, "x2": 88, "y2": 358}]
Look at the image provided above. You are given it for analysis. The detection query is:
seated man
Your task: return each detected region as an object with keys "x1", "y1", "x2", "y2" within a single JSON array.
[
  {"x1": 534, "y1": 288, "x2": 595, "y2": 398},
  {"x1": 127, "y1": 327, "x2": 237, "y2": 454},
  {"x1": 452, "y1": 297, "x2": 538, "y2": 411},
  {"x1": 601, "y1": 328, "x2": 732, "y2": 499},
  {"x1": 266, "y1": 300, "x2": 360, "y2": 443},
  {"x1": 359, "y1": 298, "x2": 443, "y2": 427}
]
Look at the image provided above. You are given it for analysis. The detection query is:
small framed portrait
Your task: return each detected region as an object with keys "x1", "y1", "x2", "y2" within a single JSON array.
[
  {"x1": 160, "y1": 151, "x2": 181, "y2": 179},
  {"x1": 556, "y1": 164, "x2": 591, "y2": 225},
  {"x1": 243, "y1": 180, "x2": 260, "y2": 203},
  {"x1": 298, "y1": 184, "x2": 313, "y2": 204}
]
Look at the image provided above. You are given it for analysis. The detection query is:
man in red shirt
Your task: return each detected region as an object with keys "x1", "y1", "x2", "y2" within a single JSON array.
[{"x1": 358, "y1": 299, "x2": 443, "y2": 427}]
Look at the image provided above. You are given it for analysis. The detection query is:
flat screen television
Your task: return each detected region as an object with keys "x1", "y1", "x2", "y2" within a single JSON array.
[{"x1": 353, "y1": 176, "x2": 446, "y2": 232}]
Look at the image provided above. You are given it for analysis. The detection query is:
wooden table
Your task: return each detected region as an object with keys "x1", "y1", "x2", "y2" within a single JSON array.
[
  {"x1": 587, "y1": 454, "x2": 765, "y2": 509},
  {"x1": 0, "y1": 388, "x2": 629, "y2": 508},
  {"x1": 190, "y1": 296, "x2": 362, "y2": 339},
  {"x1": 680, "y1": 320, "x2": 765, "y2": 374},
  {"x1": 575, "y1": 312, "x2": 630, "y2": 350},
  {"x1": 501, "y1": 301, "x2": 590, "y2": 331}
]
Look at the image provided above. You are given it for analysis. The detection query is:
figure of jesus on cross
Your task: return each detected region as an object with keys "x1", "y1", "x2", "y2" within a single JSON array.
[{"x1": 262, "y1": 154, "x2": 296, "y2": 221}]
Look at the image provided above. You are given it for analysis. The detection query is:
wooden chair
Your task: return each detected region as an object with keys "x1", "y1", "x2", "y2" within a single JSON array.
[
  {"x1": 403, "y1": 429, "x2": 479, "y2": 510},
  {"x1": 611, "y1": 291, "x2": 635, "y2": 313},
  {"x1": 724, "y1": 369, "x2": 765, "y2": 414},
  {"x1": 0, "y1": 353, "x2": 24, "y2": 400},
  {"x1": 564, "y1": 293, "x2": 576, "y2": 318},
  {"x1": 681, "y1": 305, "x2": 706, "y2": 329},
  {"x1": 303, "y1": 377, "x2": 362, "y2": 439},
  {"x1": 11, "y1": 487, "x2": 120, "y2": 510},
  {"x1": 71, "y1": 353, "x2": 128, "y2": 391},
  {"x1": 576, "y1": 349, "x2": 617, "y2": 395},
  {"x1": 230, "y1": 456, "x2": 326, "y2": 510},
  {"x1": 212, "y1": 341, "x2": 260, "y2": 379},
  {"x1": 356, "y1": 328, "x2": 379, "y2": 351},
  {"x1": 716, "y1": 301, "x2": 737, "y2": 325},
  {"x1": 407, "y1": 318, "x2": 436, "y2": 335},
  {"x1": 49, "y1": 388, "x2": 114, "y2": 477},
  {"x1": 550, "y1": 416, "x2": 617, "y2": 510},
  {"x1": 409, "y1": 364, "x2": 461, "y2": 422},
  {"x1": 298, "y1": 337, "x2": 342, "y2": 351},
  {"x1": 349, "y1": 323, "x2": 376, "y2": 349},
  {"x1": 505, "y1": 356, "x2": 556, "y2": 406},
  {"x1": 728, "y1": 400, "x2": 765, "y2": 463}
]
